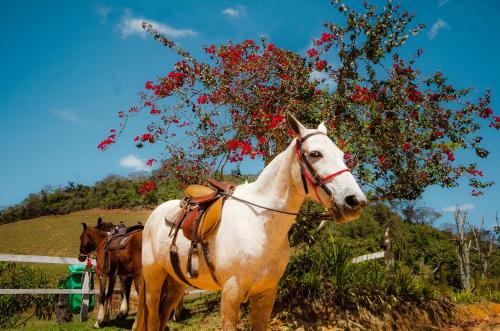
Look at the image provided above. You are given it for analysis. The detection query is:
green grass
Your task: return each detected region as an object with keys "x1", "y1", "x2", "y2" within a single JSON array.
[
  {"x1": 0, "y1": 209, "x2": 151, "y2": 277},
  {"x1": 5, "y1": 293, "x2": 222, "y2": 330}
]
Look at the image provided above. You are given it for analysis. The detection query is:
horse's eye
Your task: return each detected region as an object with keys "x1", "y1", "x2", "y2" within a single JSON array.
[{"x1": 309, "y1": 151, "x2": 323, "y2": 158}]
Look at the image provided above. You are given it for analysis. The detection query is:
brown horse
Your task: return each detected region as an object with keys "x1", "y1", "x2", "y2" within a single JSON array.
[{"x1": 78, "y1": 217, "x2": 143, "y2": 328}]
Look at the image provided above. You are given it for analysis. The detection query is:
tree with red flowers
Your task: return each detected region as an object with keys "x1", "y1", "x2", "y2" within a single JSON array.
[{"x1": 99, "y1": 0, "x2": 498, "y2": 202}]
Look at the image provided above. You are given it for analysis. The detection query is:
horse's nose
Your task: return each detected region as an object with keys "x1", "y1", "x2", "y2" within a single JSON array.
[{"x1": 344, "y1": 194, "x2": 367, "y2": 211}]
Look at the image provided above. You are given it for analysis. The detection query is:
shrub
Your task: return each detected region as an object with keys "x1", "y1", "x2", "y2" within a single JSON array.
[{"x1": 0, "y1": 263, "x2": 56, "y2": 328}]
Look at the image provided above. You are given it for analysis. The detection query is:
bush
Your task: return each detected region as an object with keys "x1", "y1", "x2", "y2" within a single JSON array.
[
  {"x1": 278, "y1": 234, "x2": 440, "y2": 314},
  {"x1": 0, "y1": 263, "x2": 56, "y2": 328}
]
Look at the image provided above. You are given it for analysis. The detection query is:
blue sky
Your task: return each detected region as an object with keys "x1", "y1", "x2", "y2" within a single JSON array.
[{"x1": 0, "y1": 0, "x2": 499, "y2": 228}]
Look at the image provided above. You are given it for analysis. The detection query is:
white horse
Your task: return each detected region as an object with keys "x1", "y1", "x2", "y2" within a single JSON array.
[{"x1": 133, "y1": 115, "x2": 367, "y2": 330}]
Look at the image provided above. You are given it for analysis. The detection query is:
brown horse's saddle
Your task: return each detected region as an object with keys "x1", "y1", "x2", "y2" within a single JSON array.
[
  {"x1": 107, "y1": 223, "x2": 144, "y2": 251},
  {"x1": 169, "y1": 178, "x2": 235, "y2": 286}
]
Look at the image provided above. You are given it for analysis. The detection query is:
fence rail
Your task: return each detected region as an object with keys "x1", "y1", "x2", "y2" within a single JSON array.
[
  {"x1": 0, "y1": 253, "x2": 96, "y2": 265},
  {"x1": 351, "y1": 251, "x2": 386, "y2": 264},
  {"x1": 0, "y1": 253, "x2": 95, "y2": 321}
]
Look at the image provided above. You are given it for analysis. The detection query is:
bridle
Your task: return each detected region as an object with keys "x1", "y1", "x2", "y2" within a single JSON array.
[
  {"x1": 295, "y1": 131, "x2": 350, "y2": 205},
  {"x1": 79, "y1": 228, "x2": 113, "y2": 261}
]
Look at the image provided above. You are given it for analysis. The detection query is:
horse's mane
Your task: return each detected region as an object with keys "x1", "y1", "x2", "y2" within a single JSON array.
[{"x1": 95, "y1": 221, "x2": 116, "y2": 232}]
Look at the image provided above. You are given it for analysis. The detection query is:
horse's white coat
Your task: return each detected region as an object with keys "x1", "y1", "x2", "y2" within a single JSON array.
[{"x1": 137, "y1": 119, "x2": 367, "y2": 330}]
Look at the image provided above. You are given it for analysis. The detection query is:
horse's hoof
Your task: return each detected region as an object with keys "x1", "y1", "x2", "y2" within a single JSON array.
[
  {"x1": 94, "y1": 320, "x2": 101, "y2": 328},
  {"x1": 117, "y1": 311, "x2": 128, "y2": 319}
]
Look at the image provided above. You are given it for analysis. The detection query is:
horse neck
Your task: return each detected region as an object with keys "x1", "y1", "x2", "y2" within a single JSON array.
[
  {"x1": 246, "y1": 141, "x2": 304, "y2": 233},
  {"x1": 87, "y1": 228, "x2": 109, "y2": 250}
]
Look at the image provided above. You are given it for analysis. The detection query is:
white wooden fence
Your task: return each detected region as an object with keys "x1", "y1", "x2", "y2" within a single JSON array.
[
  {"x1": 351, "y1": 251, "x2": 386, "y2": 264},
  {"x1": 0, "y1": 254, "x2": 95, "y2": 321},
  {"x1": 0, "y1": 250, "x2": 386, "y2": 323}
]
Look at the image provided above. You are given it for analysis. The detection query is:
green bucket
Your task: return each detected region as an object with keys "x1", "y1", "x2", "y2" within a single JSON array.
[{"x1": 59, "y1": 264, "x2": 96, "y2": 314}]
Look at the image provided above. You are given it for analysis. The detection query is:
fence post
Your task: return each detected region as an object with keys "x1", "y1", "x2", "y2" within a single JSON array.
[{"x1": 80, "y1": 263, "x2": 92, "y2": 322}]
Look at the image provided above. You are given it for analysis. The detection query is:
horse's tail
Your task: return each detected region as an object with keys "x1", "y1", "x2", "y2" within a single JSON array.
[{"x1": 132, "y1": 274, "x2": 147, "y2": 331}]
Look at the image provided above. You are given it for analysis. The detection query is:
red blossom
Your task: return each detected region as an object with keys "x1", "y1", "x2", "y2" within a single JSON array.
[
  {"x1": 97, "y1": 138, "x2": 114, "y2": 151},
  {"x1": 145, "y1": 81, "x2": 154, "y2": 89},
  {"x1": 141, "y1": 134, "x2": 155, "y2": 143},
  {"x1": 205, "y1": 44, "x2": 216, "y2": 54},
  {"x1": 315, "y1": 60, "x2": 327, "y2": 71},
  {"x1": 306, "y1": 48, "x2": 318, "y2": 58},
  {"x1": 268, "y1": 115, "x2": 285, "y2": 129},
  {"x1": 321, "y1": 32, "x2": 336, "y2": 42},
  {"x1": 479, "y1": 107, "x2": 493, "y2": 119},
  {"x1": 146, "y1": 159, "x2": 156, "y2": 166},
  {"x1": 138, "y1": 180, "x2": 156, "y2": 195},
  {"x1": 313, "y1": 32, "x2": 336, "y2": 46},
  {"x1": 403, "y1": 143, "x2": 410, "y2": 151},
  {"x1": 197, "y1": 94, "x2": 208, "y2": 104}
]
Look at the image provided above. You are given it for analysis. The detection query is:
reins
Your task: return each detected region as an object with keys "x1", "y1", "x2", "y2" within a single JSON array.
[{"x1": 221, "y1": 192, "x2": 300, "y2": 216}]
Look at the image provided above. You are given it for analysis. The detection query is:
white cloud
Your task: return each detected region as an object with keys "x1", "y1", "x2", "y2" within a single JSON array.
[
  {"x1": 309, "y1": 70, "x2": 337, "y2": 90},
  {"x1": 222, "y1": 7, "x2": 240, "y2": 17},
  {"x1": 428, "y1": 18, "x2": 450, "y2": 40},
  {"x1": 118, "y1": 17, "x2": 198, "y2": 39},
  {"x1": 51, "y1": 110, "x2": 85, "y2": 126},
  {"x1": 438, "y1": 0, "x2": 451, "y2": 7},
  {"x1": 442, "y1": 203, "x2": 475, "y2": 213},
  {"x1": 119, "y1": 155, "x2": 150, "y2": 172}
]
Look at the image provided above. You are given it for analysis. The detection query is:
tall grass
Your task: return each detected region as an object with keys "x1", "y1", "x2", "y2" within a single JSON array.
[{"x1": 278, "y1": 234, "x2": 441, "y2": 313}]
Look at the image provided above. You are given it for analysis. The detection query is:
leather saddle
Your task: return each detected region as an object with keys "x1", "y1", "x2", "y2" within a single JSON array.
[
  {"x1": 169, "y1": 178, "x2": 235, "y2": 286},
  {"x1": 107, "y1": 223, "x2": 144, "y2": 251},
  {"x1": 178, "y1": 179, "x2": 234, "y2": 241},
  {"x1": 97, "y1": 223, "x2": 143, "y2": 275}
]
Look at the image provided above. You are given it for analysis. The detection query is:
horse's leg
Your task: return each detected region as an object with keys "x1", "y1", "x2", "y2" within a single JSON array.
[
  {"x1": 172, "y1": 293, "x2": 184, "y2": 322},
  {"x1": 158, "y1": 274, "x2": 186, "y2": 329},
  {"x1": 143, "y1": 264, "x2": 167, "y2": 330},
  {"x1": 117, "y1": 276, "x2": 132, "y2": 319},
  {"x1": 94, "y1": 275, "x2": 107, "y2": 328},
  {"x1": 249, "y1": 287, "x2": 278, "y2": 331},
  {"x1": 221, "y1": 276, "x2": 244, "y2": 331},
  {"x1": 103, "y1": 274, "x2": 116, "y2": 322}
]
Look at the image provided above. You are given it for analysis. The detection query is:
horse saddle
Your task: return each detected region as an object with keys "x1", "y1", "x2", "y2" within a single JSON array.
[
  {"x1": 177, "y1": 178, "x2": 234, "y2": 241},
  {"x1": 107, "y1": 224, "x2": 144, "y2": 251},
  {"x1": 169, "y1": 178, "x2": 235, "y2": 285}
]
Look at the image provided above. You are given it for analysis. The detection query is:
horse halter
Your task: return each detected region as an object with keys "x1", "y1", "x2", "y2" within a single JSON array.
[{"x1": 295, "y1": 131, "x2": 350, "y2": 204}]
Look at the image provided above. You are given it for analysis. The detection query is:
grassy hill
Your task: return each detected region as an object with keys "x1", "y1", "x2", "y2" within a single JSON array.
[{"x1": 0, "y1": 209, "x2": 151, "y2": 276}]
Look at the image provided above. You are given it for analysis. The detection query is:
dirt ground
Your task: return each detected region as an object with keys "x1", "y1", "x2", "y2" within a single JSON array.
[{"x1": 443, "y1": 302, "x2": 500, "y2": 331}]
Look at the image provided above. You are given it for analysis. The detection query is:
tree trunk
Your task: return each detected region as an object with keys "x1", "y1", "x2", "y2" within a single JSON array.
[
  {"x1": 384, "y1": 222, "x2": 395, "y2": 275},
  {"x1": 454, "y1": 208, "x2": 471, "y2": 291}
]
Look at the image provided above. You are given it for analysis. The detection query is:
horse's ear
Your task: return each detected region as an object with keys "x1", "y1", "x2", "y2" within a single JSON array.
[
  {"x1": 317, "y1": 122, "x2": 327, "y2": 134},
  {"x1": 82, "y1": 223, "x2": 87, "y2": 230},
  {"x1": 97, "y1": 217, "x2": 102, "y2": 226},
  {"x1": 287, "y1": 114, "x2": 306, "y2": 136}
]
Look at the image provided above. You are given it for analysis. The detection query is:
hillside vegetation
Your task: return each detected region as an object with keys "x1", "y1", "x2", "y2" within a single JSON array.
[{"x1": 0, "y1": 175, "x2": 181, "y2": 225}]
